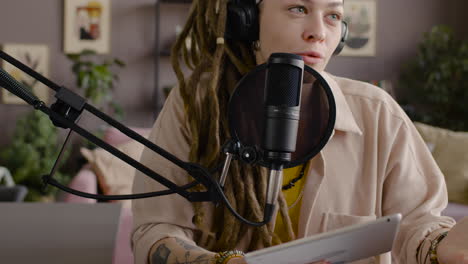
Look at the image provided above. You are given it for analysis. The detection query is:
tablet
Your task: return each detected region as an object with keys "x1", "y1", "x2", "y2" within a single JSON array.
[{"x1": 245, "y1": 214, "x2": 401, "y2": 264}]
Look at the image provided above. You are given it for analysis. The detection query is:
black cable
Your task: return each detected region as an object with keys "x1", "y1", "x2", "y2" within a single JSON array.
[
  {"x1": 41, "y1": 105, "x2": 268, "y2": 225},
  {"x1": 44, "y1": 176, "x2": 199, "y2": 200},
  {"x1": 203, "y1": 174, "x2": 270, "y2": 227},
  {"x1": 42, "y1": 106, "x2": 192, "y2": 194}
]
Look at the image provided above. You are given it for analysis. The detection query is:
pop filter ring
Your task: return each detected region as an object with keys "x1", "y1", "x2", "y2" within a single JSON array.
[{"x1": 228, "y1": 63, "x2": 336, "y2": 168}]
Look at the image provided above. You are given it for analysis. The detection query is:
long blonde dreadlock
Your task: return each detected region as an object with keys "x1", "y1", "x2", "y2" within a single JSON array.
[{"x1": 170, "y1": 0, "x2": 295, "y2": 251}]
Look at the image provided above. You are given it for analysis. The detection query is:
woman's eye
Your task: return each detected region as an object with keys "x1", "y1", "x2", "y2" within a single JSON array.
[
  {"x1": 328, "y1": 13, "x2": 341, "y2": 21},
  {"x1": 289, "y1": 6, "x2": 307, "y2": 14}
]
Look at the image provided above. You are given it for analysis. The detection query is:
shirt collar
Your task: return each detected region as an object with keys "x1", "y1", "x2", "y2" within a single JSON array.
[{"x1": 321, "y1": 72, "x2": 363, "y2": 135}]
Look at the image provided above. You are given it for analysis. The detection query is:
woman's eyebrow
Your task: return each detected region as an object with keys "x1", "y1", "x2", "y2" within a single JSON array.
[
  {"x1": 281, "y1": 0, "x2": 343, "y2": 9},
  {"x1": 327, "y1": 2, "x2": 344, "y2": 8}
]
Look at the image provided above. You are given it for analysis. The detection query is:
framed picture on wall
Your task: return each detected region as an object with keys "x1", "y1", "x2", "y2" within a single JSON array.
[
  {"x1": 63, "y1": 0, "x2": 111, "y2": 54},
  {"x1": 340, "y1": 0, "x2": 377, "y2": 57},
  {"x1": 0, "y1": 44, "x2": 50, "y2": 105}
]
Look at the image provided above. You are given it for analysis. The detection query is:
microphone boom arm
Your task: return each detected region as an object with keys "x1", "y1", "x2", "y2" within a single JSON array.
[
  {"x1": 0, "y1": 50, "x2": 215, "y2": 202},
  {"x1": 0, "y1": 50, "x2": 270, "y2": 227}
]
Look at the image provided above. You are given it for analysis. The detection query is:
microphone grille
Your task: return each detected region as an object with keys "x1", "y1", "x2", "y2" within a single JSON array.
[{"x1": 265, "y1": 63, "x2": 302, "y2": 107}]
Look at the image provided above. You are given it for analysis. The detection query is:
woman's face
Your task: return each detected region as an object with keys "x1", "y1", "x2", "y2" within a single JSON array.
[{"x1": 255, "y1": 0, "x2": 344, "y2": 72}]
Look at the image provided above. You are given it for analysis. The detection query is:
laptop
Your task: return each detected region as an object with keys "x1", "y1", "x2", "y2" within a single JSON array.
[
  {"x1": 0, "y1": 202, "x2": 122, "y2": 264},
  {"x1": 245, "y1": 214, "x2": 402, "y2": 264}
]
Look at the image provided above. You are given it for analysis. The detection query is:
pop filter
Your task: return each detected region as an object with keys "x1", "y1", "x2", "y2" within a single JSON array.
[{"x1": 228, "y1": 63, "x2": 336, "y2": 168}]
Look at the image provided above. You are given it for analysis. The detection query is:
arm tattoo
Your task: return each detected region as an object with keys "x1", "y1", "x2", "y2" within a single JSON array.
[
  {"x1": 152, "y1": 243, "x2": 171, "y2": 264},
  {"x1": 193, "y1": 254, "x2": 212, "y2": 264},
  {"x1": 175, "y1": 253, "x2": 212, "y2": 264},
  {"x1": 175, "y1": 237, "x2": 199, "y2": 251}
]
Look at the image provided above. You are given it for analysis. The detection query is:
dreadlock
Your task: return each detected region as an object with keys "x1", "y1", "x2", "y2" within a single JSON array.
[{"x1": 170, "y1": 0, "x2": 295, "y2": 251}]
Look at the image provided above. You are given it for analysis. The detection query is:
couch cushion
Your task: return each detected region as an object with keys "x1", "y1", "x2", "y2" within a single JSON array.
[
  {"x1": 80, "y1": 128, "x2": 150, "y2": 208},
  {"x1": 414, "y1": 122, "x2": 468, "y2": 205}
]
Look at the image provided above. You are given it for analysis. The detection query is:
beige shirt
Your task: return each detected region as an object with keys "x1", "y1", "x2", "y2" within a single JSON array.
[{"x1": 131, "y1": 72, "x2": 455, "y2": 264}]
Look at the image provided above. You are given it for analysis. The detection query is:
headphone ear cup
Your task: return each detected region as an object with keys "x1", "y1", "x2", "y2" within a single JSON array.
[
  {"x1": 225, "y1": 2, "x2": 259, "y2": 42},
  {"x1": 333, "y1": 21, "x2": 349, "y2": 55}
]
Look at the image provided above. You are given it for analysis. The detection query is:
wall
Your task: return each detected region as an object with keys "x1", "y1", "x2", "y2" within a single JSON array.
[
  {"x1": 0, "y1": 0, "x2": 465, "y2": 149},
  {"x1": 328, "y1": 0, "x2": 465, "y2": 89},
  {"x1": 0, "y1": 0, "x2": 163, "y2": 148}
]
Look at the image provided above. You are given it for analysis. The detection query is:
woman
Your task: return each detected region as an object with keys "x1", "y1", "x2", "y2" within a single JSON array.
[{"x1": 132, "y1": 0, "x2": 468, "y2": 263}]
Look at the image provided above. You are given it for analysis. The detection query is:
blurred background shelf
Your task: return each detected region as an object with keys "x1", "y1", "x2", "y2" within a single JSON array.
[{"x1": 153, "y1": 0, "x2": 191, "y2": 116}]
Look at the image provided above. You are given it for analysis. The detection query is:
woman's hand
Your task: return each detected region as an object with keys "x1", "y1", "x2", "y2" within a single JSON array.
[{"x1": 437, "y1": 217, "x2": 468, "y2": 264}]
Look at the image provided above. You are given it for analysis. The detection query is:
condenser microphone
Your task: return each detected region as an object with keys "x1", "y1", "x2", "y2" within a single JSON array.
[{"x1": 262, "y1": 53, "x2": 304, "y2": 222}]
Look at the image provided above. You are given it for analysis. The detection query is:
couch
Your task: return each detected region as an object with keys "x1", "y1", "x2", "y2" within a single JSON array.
[
  {"x1": 62, "y1": 124, "x2": 468, "y2": 264},
  {"x1": 414, "y1": 122, "x2": 468, "y2": 221}
]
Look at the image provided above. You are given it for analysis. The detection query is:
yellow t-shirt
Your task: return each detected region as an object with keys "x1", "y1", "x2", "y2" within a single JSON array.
[{"x1": 274, "y1": 162, "x2": 308, "y2": 244}]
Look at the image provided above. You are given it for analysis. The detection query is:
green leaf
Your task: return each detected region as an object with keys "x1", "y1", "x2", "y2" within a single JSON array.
[
  {"x1": 67, "y1": 54, "x2": 80, "y2": 61},
  {"x1": 72, "y1": 63, "x2": 82, "y2": 74},
  {"x1": 398, "y1": 24, "x2": 468, "y2": 131},
  {"x1": 0, "y1": 111, "x2": 71, "y2": 201},
  {"x1": 81, "y1": 49, "x2": 97, "y2": 56},
  {"x1": 65, "y1": 49, "x2": 126, "y2": 115},
  {"x1": 114, "y1": 59, "x2": 126, "y2": 67}
]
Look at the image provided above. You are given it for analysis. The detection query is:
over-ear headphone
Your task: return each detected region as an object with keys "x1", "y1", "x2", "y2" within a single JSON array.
[
  {"x1": 225, "y1": 0, "x2": 259, "y2": 42},
  {"x1": 333, "y1": 21, "x2": 348, "y2": 55},
  {"x1": 225, "y1": 0, "x2": 349, "y2": 55}
]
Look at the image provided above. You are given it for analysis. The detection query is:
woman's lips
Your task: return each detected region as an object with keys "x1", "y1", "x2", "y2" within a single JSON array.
[{"x1": 297, "y1": 52, "x2": 324, "y2": 65}]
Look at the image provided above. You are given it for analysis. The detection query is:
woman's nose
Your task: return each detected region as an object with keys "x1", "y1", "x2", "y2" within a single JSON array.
[{"x1": 302, "y1": 18, "x2": 326, "y2": 42}]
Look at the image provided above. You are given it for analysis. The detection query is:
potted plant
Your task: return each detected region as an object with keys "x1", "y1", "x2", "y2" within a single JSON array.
[
  {"x1": 398, "y1": 25, "x2": 468, "y2": 131},
  {"x1": 67, "y1": 49, "x2": 126, "y2": 119},
  {"x1": 0, "y1": 111, "x2": 71, "y2": 202}
]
